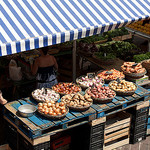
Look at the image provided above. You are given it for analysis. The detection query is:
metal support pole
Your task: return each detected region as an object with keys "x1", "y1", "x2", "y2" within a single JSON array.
[{"x1": 72, "y1": 40, "x2": 76, "y2": 82}]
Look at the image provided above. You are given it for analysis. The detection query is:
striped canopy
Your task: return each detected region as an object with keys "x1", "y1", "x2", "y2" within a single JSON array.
[{"x1": 1, "y1": 0, "x2": 150, "y2": 56}]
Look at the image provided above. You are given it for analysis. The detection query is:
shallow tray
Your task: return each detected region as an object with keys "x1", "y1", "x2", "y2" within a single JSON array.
[{"x1": 32, "y1": 88, "x2": 60, "y2": 103}]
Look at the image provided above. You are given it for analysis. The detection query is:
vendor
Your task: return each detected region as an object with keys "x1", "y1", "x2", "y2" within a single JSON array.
[{"x1": 30, "y1": 47, "x2": 58, "y2": 89}]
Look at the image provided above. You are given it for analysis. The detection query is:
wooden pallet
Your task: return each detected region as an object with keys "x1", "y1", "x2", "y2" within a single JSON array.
[
  {"x1": 91, "y1": 85, "x2": 150, "y2": 118},
  {"x1": 4, "y1": 98, "x2": 96, "y2": 139},
  {"x1": 104, "y1": 111, "x2": 131, "y2": 150}
]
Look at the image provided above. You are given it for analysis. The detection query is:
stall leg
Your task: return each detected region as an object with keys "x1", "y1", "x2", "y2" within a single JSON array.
[{"x1": 72, "y1": 40, "x2": 76, "y2": 82}]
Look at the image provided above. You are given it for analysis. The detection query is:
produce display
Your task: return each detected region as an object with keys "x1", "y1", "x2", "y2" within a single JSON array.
[
  {"x1": 32, "y1": 88, "x2": 60, "y2": 102},
  {"x1": 121, "y1": 62, "x2": 146, "y2": 74},
  {"x1": 86, "y1": 85, "x2": 116, "y2": 101},
  {"x1": 127, "y1": 20, "x2": 150, "y2": 35},
  {"x1": 52, "y1": 83, "x2": 81, "y2": 95},
  {"x1": 61, "y1": 93, "x2": 93, "y2": 110},
  {"x1": 38, "y1": 100, "x2": 68, "y2": 118},
  {"x1": 97, "y1": 69, "x2": 124, "y2": 81},
  {"x1": 76, "y1": 75, "x2": 104, "y2": 88},
  {"x1": 109, "y1": 80, "x2": 137, "y2": 93}
]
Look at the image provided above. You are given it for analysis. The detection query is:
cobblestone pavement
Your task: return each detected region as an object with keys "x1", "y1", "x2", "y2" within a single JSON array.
[{"x1": 115, "y1": 136, "x2": 150, "y2": 150}]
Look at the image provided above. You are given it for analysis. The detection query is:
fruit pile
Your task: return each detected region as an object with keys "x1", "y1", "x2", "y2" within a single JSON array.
[
  {"x1": 38, "y1": 100, "x2": 67, "y2": 116},
  {"x1": 76, "y1": 76, "x2": 104, "y2": 88},
  {"x1": 61, "y1": 93, "x2": 93, "y2": 108},
  {"x1": 86, "y1": 85, "x2": 116, "y2": 99},
  {"x1": 121, "y1": 62, "x2": 146, "y2": 74},
  {"x1": 109, "y1": 80, "x2": 136, "y2": 92},
  {"x1": 52, "y1": 83, "x2": 81, "y2": 95},
  {"x1": 127, "y1": 20, "x2": 150, "y2": 35},
  {"x1": 97, "y1": 69, "x2": 124, "y2": 81}
]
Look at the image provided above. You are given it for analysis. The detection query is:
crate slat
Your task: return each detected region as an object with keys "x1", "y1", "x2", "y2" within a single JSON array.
[
  {"x1": 104, "y1": 131, "x2": 129, "y2": 144},
  {"x1": 104, "y1": 138, "x2": 129, "y2": 150}
]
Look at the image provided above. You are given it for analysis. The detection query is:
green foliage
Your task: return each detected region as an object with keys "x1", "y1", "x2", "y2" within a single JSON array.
[
  {"x1": 94, "y1": 52, "x2": 116, "y2": 60},
  {"x1": 133, "y1": 52, "x2": 150, "y2": 62},
  {"x1": 103, "y1": 27, "x2": 129, "y2": 38}
]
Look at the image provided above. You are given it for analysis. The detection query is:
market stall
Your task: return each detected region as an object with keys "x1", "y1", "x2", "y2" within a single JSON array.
[{"x1": 1, "y1": 1, "x2": 150, "y2": 150}]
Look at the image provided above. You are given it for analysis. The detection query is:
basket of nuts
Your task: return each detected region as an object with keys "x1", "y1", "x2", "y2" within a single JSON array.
[
  {"x1": 37, "y1": 100, "x2": 69, "y2": 119},
  {"x1": 109, "y1": 80, "x2": 137, "y2": 96},
  {"x1": 61, "y1": 93, "x2": 93, "y2": 111}
]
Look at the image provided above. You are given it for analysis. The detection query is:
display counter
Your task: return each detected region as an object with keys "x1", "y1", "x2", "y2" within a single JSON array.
[{"x1": 3, "y1": 84, "x2": 150, "y2": 150}]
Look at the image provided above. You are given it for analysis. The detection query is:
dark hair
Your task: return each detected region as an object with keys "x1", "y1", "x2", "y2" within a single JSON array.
[{"x1": 41, "y1": 47, "x2": 49, "y2": 55}]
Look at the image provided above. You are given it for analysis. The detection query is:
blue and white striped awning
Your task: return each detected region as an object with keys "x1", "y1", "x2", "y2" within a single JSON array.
[{"x1": 1, "y1": 0, "x2": 150, "y2": 56}]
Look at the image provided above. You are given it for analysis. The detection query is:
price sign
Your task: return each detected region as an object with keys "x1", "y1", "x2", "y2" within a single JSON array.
[
  {"x1": 116, "y1": 77, "x2": 121, "y2": 83},
  {"x1": 87, "y1": 72, "x2": 95, "y2": 78},
  {"x1": 132, "y1": 63, "x2": 138, "y2": 67},
  {"x1": 105, "y1": 71, "x2": 113, "y2": 75}
]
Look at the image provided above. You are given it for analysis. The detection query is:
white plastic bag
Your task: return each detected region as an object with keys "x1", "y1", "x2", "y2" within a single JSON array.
[{"x1": 9, "y1": 59, "x2": 22, "y2": 81}]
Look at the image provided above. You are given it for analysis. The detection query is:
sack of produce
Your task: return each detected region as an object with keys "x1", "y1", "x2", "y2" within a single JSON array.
[{"x1": 9, "y1": 59, "x2": 22, "y2": 81}]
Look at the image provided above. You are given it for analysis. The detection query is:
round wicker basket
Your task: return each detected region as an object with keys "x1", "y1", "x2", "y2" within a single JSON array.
[
  {"x1": 52, "y1": 82, "x2": 82, "y2": 96},
  {"x1": 76, "y1": 75, "x2": 104, "y2": 90},
  {"x1": 141, "y1": 59, "x2": 150, "y2": 72},
  {"x1": 122, "y1": 69, "x2": 147, "y2": 79},
  {"x1": 96, "y1": 70, "x2": 125, "y2": 83},
  {"x1": 85, "y1": 88, "x2": 116, "y2": 103},
  {"x1": 37, "y1": 106, "x2": 69, "y2": 119},
  {"x1": 108, "y1": 81, "x2": 137, "y2": 96},
  {"x1": 61, "y1": 94, "x2": 93, "y2": 111},
  {"x1": 32, "y1": 88, "x2": 60, "y2": 103}
]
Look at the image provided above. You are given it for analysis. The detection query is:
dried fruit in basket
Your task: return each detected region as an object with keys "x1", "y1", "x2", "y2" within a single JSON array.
[
  {"x1": 121, "y1": 62, "x2": 146, "y2": 74},
  {"x1": 97, "y1": 69, "x2": 124, "y2": 80}
]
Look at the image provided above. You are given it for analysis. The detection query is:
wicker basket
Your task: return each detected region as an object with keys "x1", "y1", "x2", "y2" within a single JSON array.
[
  {"x1": 96, "y1": 70, "x2": 125, "y2": 83},
  {"x1": 85, "y1": 88, "x2": 116, "y2": 104},
  {"x1": 141, "y1": 59, "x2": 150, "y2": 72},
  {"x1": 76, "y1": 75, "x2": 104, "y2": 90},
  {"x1": 38, "y1": 106, "x2": 69, "y2": 119},
  {"x1": 32, "y1": 88, "x2": 60, "y2": 103},
  {"x1": 61, "y1": 94, "x2": 92, "y2": 111},
  {"x1": 108, "y1": 81, "x2": 137, "y2": 96},
  {"x1": 122, "y1": 69, "x2": 147, "y2": 79},
  {"x1": 52, "y1": 82, "x2": 82, "y2": 96}
]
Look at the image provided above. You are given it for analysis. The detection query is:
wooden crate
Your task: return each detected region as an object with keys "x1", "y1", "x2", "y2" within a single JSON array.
[{"x1": 104, "y1": 111, "x2": 131, "y2": 150}]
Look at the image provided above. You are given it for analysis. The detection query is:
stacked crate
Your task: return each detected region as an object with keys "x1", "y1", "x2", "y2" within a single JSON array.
[
  {"x1": 104, "y1": 111, "x2": 131, "y2": 150},
  {"x1": 5, "y1": 120, "x2": 50, "y2": 150},
  {"x1": 89, "y1": 117, "x2": 106, "y2": 150},
  {"x1": 129, "y1": 101, "x2": 149, "y2": 144}
]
